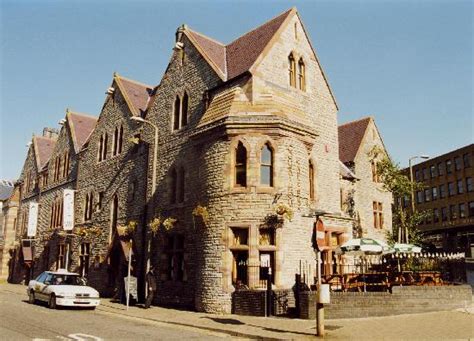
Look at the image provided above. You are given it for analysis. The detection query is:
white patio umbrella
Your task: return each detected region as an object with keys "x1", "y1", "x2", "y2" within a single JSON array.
[
  {"x1": 392, "y1": 243, "x2": 422, "y2": 254},
  {"x1": 335, "y1": 238, "x2": 392, "y2": 256}
]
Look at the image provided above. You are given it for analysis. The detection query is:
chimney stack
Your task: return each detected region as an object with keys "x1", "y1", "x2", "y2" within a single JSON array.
[{"x1": 42, "y1": 127, "x2": 59, "y2": 139}]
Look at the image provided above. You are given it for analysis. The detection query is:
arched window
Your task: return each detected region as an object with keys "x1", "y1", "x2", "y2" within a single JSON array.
[
  {"x1": 309, "y1": 161, "x2": 315, "y2": 200},
  {"x1": 260, "y1": 143, "x2": 273, "y2": 186},
  {"x1": 178, "y1": 167, "x2": 185, "y2": 203},
  {"x1": 103, "y1": 133, "x2": 108, "y2": 160},
  {"x1": 170, "y1": 169, "x2": 178, "y2": 204},
  {"x1": 173, "y1": 96, "x2": 180, "y2": 130},
  {"x1": 118, "y1": 125, "x2": 123, "y2": 154},
  {"x1": 113, "y1": 127, "x2": 119, "y2": 156},
  {"x1": 298, "y1": 58, "x2": 306, "y2": 91},
  {"x1": 235, "y1": 142, "x2": 247, "y2": 187},
  {"x1": 98, "y1": 135, "x2": 104, "y2": 161},
  {"x1": 288, "y1": 54, "x2": 296, "y2": 87},
  {"x1": 181, "y1": 92, "x2": 188, "y2": 127}
]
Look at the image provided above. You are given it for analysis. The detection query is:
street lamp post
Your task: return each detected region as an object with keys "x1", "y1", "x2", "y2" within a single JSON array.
[
  {"x1": 408, "y1": 154, "x2": 429, "y2": 243},
  {"x1": 130, "y1": 116, "x2": 158, "y2": 298}
]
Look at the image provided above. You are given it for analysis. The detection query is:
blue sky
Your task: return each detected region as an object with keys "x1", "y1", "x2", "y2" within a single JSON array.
[{"x1": 1, "y1": 0, "x2": 472, "y2": 179}]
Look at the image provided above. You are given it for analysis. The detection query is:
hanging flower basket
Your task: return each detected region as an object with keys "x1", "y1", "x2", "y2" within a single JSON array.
[
  {"x1": 117, "y1": 220, "x2": 138, "y2": 238},
  {"x1": 148, "y1": 217, "x2": 162, "y2": 235},
  {"x1": 162, "y1": 217, "x2": 177, "y2": 231},
  {"x1": 275, "y1": 203, "x2": 294, "y2": 221},
  {"x1": 192, "y1": 205, "x2": 209, "y2": 225}
]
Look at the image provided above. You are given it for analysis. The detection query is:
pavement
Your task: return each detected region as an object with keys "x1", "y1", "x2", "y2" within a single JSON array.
[{"x1": 2, "y1": 283, "x2": 473, "y2": 340}]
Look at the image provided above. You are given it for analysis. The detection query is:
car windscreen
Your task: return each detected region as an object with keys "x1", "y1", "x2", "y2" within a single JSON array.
[{"x1": 51, "y1": 275, "x2": 87, "y2": 286}]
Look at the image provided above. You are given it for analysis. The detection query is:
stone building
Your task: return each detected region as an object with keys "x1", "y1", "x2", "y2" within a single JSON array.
[
  {"x1": 12, "y1": 130, "x2": 57, "y2": 282},
  {"x1": 137, "y1": 7, "x2": 353, "y2": 313},
  {"x1": 339, "y1": 117, "x2": 393, "y2": 241},
  {"x1": 0, "y1": 180, "x2": 18, "y2": 281},
  {"x1": 74, "y1": 73, "x2": 153, "y2": 297}
]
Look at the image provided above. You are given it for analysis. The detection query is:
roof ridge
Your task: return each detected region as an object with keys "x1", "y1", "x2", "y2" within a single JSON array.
[
  {"x1": 67, "y1": 110, "x2": 98, "y2": 120},
  {"x1": 339, "y1": 116, "x2": 372, "y2": 127},
  {"x1": 114, "y1": 72, "x2": 154, "y2": 89},
  {"x1": 226, "y1": 8, "x2": 294, "y2": 46},
  {"x1": 187, "y1": 28, "x2": 225, "y2": 46}
]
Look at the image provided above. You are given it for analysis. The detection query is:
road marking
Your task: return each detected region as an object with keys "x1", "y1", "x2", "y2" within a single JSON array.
[{"x1": 67, "y1": 334, "x2": 103, "y2": 341}]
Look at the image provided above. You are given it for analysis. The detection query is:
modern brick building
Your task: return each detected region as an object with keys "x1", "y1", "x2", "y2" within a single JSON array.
[
  {"x1": 9, "y1": 8, "x2": 395, "y2": 313},
  {"x1": 409, "y1": 144, "x2": 473, "y2": 252}
]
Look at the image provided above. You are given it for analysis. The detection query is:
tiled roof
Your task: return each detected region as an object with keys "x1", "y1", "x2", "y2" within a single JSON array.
[
  {"x1": 0, "y1": 180, "x2": 14, "y2": 201},
  {"x1": 67, "y1": 111, "x2": 98, "y2": 153},
  {"x1": 185, "y1": 8, "x2": 293, "y2": 81},
  {"x1": 338, "y1": 117, "x2": 371, "y2": 164},
  {"x1": 115, "y1": 74, "x2": 154, "y2": 116},
  {"x1": 34, "y1": 136, "x2": 56, "y2": 169},
  {"x1": 197, "y1": 87, "x2": 241, "y2": 128}
]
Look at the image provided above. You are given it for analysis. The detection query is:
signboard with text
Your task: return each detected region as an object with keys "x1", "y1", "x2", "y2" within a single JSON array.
[
  {"x1": 27, "y1": 202, "x2": 38, "y2": 237},
  {"x1": 63, "y1": 189, "x2": 75, "y2": 231}
]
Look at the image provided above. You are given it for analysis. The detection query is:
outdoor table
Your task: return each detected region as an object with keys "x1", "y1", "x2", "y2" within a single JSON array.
[
  {"x1": 358, "y1": 273, "x2": 390, "y2": 292},
  {"x1": 416, "y1": 271, "x2": 443, "y2": 286},
  {"x1": 321, "y1": 274, "x2": 344, "y2": 291},
  {"x1": 342, "y1": 273, "x2": 364, "y2": 292},
  {"x1": 390, "y1": 271, "x2": 415, "y2": 286}
]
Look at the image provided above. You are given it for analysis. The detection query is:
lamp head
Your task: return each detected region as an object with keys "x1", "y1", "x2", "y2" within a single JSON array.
[
  {"x1": 420, "y1": 155, "x2": 430, "y2": 159},
  {"x1": 130, "y1": 116, "x2": 145, "y2": 123}
]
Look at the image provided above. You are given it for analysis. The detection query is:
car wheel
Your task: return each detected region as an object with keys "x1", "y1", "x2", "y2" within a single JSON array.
[
  {"x1": 28, "y1": 291, "x2": 36, "y2": 304},
  {"x1": 48, "y1": 294, "x2": 57, "y2": 309}
]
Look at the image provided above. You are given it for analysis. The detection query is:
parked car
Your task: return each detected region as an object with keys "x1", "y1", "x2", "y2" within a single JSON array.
[{"x1": 27, "y1": 269, "x2": 100, "y2": 309}]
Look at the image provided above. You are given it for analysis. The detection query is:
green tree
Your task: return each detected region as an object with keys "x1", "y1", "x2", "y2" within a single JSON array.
[{"x1": 369, "y1": 147, "x2": 427, "y2": 244}]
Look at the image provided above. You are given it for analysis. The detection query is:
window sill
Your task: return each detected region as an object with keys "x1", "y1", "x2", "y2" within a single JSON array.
[{"x1": 256, "y1": 186, "x2": 276, "y2": 195}]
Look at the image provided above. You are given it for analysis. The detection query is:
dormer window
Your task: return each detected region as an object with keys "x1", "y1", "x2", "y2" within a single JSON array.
[{"x1": 288, "y1": 54, "x2": 296, "y2": 88}]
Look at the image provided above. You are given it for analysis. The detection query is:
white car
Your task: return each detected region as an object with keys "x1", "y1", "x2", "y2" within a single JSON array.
[{"x1": 27, "y1": 269, "x2": 100, "y2": 309}]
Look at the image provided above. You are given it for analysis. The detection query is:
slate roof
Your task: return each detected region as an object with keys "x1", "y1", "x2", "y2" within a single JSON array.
[
  {"x1": 67, "y1": 111, "x2": 98, "y2": 153},
  {"x1": 0, "y1": 180, "x2": 14, "y2": 201},
  {"x1": 338, "y1": 117, "x2": 372, "y2": 164},
  {"x1": 34, "y1": 136, "x2": 56, "y2": 169},
  {"x1": 185, "y1": 8, "x2": 293, "y2": 81},
  {"x1": 114, "y1": 74, "x2": 155, "y2": 116}
]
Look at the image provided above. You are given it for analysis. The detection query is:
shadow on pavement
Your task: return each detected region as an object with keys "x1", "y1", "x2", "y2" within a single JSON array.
[{"x1": 201, "y1": 317, "x2": 245, "y2": 325}]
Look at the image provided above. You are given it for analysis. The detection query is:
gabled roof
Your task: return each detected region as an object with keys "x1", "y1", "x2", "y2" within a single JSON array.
[
  {"x1": 33, "y1": 136, "x2": 56, "y2": 170},
  {"x1": 183, "y1": 8, "x2": 293, "y2": 81},
  {"x1": 0, "y1": 180, "x2": 15, "y2": 201},
  {"x1": 338, "y1": 117, "x2": 372, "y2": 164},
  {"x1": 66, "y1": 110, "x2": 98, "y2": 153},
  {"x1": 113, "y1": 73, "x2": 155, "y2": 116}
]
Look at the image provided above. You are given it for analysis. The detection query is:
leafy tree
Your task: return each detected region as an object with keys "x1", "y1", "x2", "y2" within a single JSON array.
[{"x1": 369, "y1": 147, "x2": 427, "y2": 244}]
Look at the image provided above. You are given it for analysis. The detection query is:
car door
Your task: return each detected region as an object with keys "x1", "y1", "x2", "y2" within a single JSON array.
[
  {"x1": 32, "y1": 272, "x2": 47, "y2": 300},
  {"x1": 38, "y1": 273, "x2": 53, "y2": 301}
]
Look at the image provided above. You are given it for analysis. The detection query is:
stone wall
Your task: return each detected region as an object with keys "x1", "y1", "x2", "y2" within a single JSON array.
[{"x1": 298, "y1": 285, "x2": 472, "y2": 319}]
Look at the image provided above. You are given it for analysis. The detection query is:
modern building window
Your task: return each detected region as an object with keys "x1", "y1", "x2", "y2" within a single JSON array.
[
  {"x1": 446, "y1": 159, "x2": 452, "y2": 174},
  {"x1": 439, "y1": 184, "x2": 446, "y2": 199},
  {"x1": 424, "y1": 189, "x2": 431, "y2": 202},
  {"x1": 454, "y1": 156, "x2": 462, "y2": 171},
  {"x1": 441, "y1": 207, "x2": 448, "y2": 221},
  {"x1": 432, "y1": 187, "x2": 438, "y2": 200},
  {"x1": 469, "y1": 202, "x2": 474, "y2": 217},
  {"x1": 433, "y1": 208, "x2": 439, "y2": 223},
  {"x1": 450, "y1": 205, "x2": 457, "y2": 220},
  {"x1": 373, "y1": 202, "x2": 383, "y2": 229},
  {"x1": 437, "y1": 162, "x2": 444, "y2": 176},
  {"x1": 415, "y1": 169, "x2": 421, "y2": 182},
  {"x1": 288, "y1": 53, "x2": 296, "y2": 87},
  {"x1": 457, "y1": 180, "x2": 464, "y2": 194},
  {"x1": 79, "y1": 243, "x2": 90, "y2": 277},
  {"x1": 260, "y1": 143, "x2": 273, "y2": 186},
  {"x1": 235, "y1": 142, "x2": 247, "y2": 187},
  {"x1": 164, "y1": 234, "x2": 185, "y2": 281},
  {"x1": 298, "y1": 58, "x2": 306, "y2": 91},
  {"x1": 309, "y1": 161, "x2": 315, "y2": 200},
  {"x1": 463, "y1": 153, "x2": 471, "y2": 168},
  {"x1": 416, "y1": 191, "x2": 424, "y2": 204},
  {"x1": 459, "y1": 203, "x2": 466, "y2": 218},
  {"x1": 448, "y1": 182, "x2": 455, "y2": 196},
  {"x1": 466, "y1": 177, "x2": 473, "y2": 192},
  {"x1": 422, "y1": 168, "x2": 429, "y2": 180},
  {"x1": 173, "y1": 95, "x2": 180, "y2": 131},
  {"x1": 430, "y1": 165, "x2": 436, "y2": 178}
]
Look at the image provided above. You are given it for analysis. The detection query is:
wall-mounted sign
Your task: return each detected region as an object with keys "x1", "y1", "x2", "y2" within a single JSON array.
[
  {"x1": 27, "y1": 202, "x2": 38, "y2": 237},
  {"x1": 63, "y1": 189, "x2": 75, "y2": 231}
]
